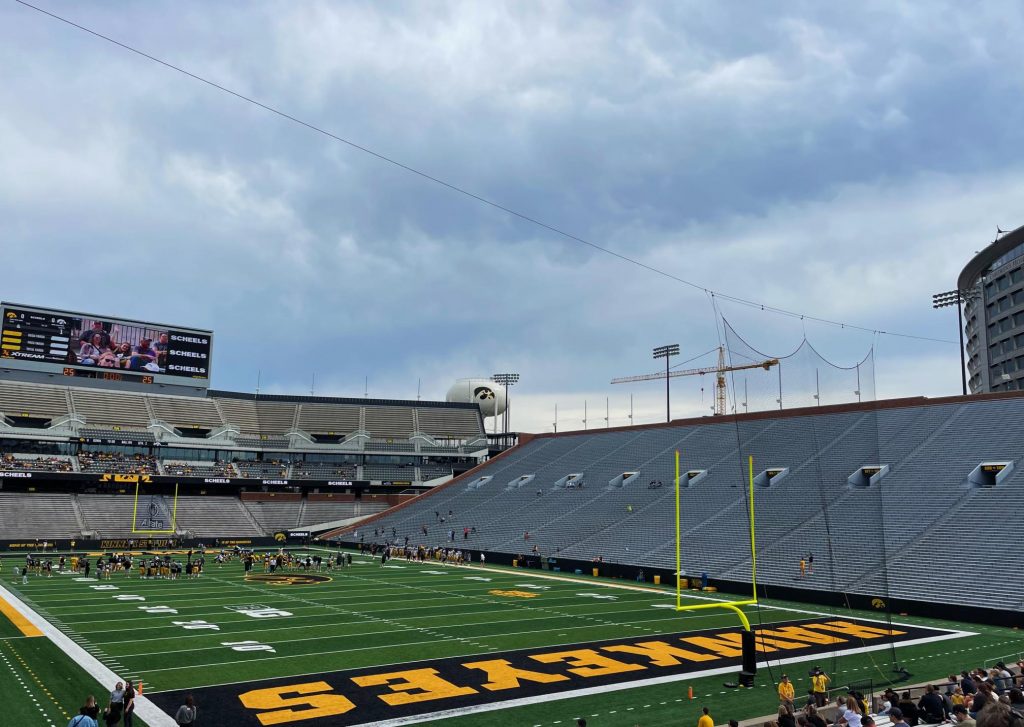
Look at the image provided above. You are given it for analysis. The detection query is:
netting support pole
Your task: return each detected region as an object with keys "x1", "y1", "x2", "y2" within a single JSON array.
[
  {"x1": 749, "y1": 454, "x2": 757, "y2": 601},
  {"x1": 675, "y1": 449, "x2": 680, "y2": 610}
]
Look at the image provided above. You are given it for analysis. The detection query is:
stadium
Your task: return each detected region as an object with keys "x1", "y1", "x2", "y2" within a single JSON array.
[
  {"x1": 3, "y1": 4, "x2": 1024, "y2": 727},
  {"x1": 1, "y1": 299, "x2": 1022, "y2": 726}
]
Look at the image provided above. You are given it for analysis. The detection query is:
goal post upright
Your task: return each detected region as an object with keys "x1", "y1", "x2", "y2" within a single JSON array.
[
  {"x1": 674, "y1": 453, "x2": 758, "y2": 628},
  {"x1": 675, "y1": 452, "x2": 759, "y2": 687}
]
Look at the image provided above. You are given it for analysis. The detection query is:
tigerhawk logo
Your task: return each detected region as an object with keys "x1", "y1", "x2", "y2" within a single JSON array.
[
  {"x1": 871, "y1": 598, "x2": 886, "y2": 609},
  {"x1": 473, "y1": 386, "x2": 495, "y2": 401},
  {"x1": 273, "y1": 532, "x2": 287, "y2": 542},
  {"x1": 245, "y1": 574, "x2": 332, "y2": 586}
]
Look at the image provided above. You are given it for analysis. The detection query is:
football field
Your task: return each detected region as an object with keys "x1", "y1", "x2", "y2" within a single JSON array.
[{"x1": 1, "y1": 549, "x2": 1021, "y2": 727}]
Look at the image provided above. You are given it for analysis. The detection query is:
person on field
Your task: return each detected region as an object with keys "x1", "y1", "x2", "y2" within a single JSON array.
[
  {"x1": 69, "y1": 696, "x2": 99, "y2": 727},
  {"x1": 779, "y1": 674, "x2": 795, "y2": 706},
  {"x1": 175, "y1": 695, "x2": 197, "y2": 726},
  {"x1": 122, "y1": 680, "x2": 136, "y2": 727}
]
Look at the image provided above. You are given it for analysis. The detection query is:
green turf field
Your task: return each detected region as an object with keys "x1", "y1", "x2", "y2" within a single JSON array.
[{"x1": 1, "y1": 549, "x2": 1021, "y2": 727}]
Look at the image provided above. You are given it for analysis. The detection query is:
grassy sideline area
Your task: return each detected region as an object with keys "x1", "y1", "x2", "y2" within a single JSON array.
[{"x1": 0, "y1": 548, "x2": 1020, "y2": 727}]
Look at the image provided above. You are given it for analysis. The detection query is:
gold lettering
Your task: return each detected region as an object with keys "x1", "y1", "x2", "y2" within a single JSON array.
[
  {"x1": 814, "y1": 620, "x2": 905, "y2": 639},
  {"x1": 530, "y1": 649, "x2": 645, "y2": 678},
  {"x1": 351, "y1": 668, "x2": 477, "y2": 706},
  {"x1": 604, "y1": 641, "x2": 717, "y2": 666},
  {"x1": 461, "y1": 658, "x2": 569, "y2": 691},
  {"x1": 758, "y1": 626, "x2": 847, "y2": 645},
  {"x1": 679, "y1": 635, "x2": 748, "y2": 656},
  {"x1": 238, "y1": 681, "x2": 355, "y2": 725}
]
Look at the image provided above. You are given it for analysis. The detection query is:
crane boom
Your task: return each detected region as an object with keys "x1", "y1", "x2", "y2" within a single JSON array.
[
  {"x1": 611, "y1": 347, "x2": 779, "y2": 416},
  {"x1": 610, "y1": 357, "x2": 777, "y2": 384}
]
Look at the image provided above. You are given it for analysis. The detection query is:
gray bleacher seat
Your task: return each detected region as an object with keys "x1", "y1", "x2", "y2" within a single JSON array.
[{"x1": 345, "y1": 395, "x2": 1024, "y2": 613}]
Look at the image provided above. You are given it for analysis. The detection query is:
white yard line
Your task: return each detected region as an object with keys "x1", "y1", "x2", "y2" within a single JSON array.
[{"x1": 0, "y1": 581, "x2": 175, "y2": 727}]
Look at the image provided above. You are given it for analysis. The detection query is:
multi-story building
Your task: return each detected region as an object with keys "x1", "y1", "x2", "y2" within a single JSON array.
[{"x1": 959, "y1": 224, "x2": 1024, "y2": 392}]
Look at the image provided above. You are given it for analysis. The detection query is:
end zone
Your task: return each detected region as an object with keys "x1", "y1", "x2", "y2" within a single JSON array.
[{"x1": 147, "y1": 617, "x2": 974, "y2": 727}]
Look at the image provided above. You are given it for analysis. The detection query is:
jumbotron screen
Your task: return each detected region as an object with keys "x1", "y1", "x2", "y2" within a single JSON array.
[{"x1": 0, "y1": 303, "x2": 212, "y2": 387}]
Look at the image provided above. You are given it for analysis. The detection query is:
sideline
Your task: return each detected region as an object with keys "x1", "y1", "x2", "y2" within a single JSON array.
[
  {"x1": 0, "y1": 581, "x2": 176, "y2": 727},
  {"x1": 0, "y1": 588, "x2": 43, "y2": 637}
]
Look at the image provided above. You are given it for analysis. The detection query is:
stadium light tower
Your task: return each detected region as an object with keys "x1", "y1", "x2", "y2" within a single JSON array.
[
  {"x1": 932, "y1": 289, "x2": 974, "y2": 396},
  {"x1": 652, "y1": 343, "x2": 680, "y2": 422},
  {"x1": 491, "y1": 373, "x2": 519, "y2": 433}
]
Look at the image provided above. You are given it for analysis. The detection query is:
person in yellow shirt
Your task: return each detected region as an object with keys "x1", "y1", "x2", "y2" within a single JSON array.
[
  {"x1": 811, "y1": 667, "x2": 830, "y2": 707},
  {"x1": 698, "y1": 706, "x2": 714, "y2": 727},
  {"x1": 779, "y1": 674, "x2": 795, "y2": 706}
]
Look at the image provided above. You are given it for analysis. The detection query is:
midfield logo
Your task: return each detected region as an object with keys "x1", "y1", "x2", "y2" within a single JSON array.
[{"x1": 244, "y1": 573, "x2": 332, "y2": 587}]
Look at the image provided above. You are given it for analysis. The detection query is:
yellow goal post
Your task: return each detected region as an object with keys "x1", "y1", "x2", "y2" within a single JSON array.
[{"x1": 675, "y1": 451, "x2": 757, "y2": 631}]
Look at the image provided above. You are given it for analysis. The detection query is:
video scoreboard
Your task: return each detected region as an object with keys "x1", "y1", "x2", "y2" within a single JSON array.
[{"x1": 0, "y1": 302, "x2": 213, "y2": 389}]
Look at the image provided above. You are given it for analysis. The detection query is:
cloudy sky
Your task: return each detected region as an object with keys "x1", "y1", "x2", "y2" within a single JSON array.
[{"x1": 2, "y1": 1, "x2": 1022, "y2": 432}]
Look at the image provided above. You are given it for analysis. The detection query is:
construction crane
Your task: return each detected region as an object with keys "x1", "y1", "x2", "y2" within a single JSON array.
[{"x1": 611, "y1": 346, "x2": 778, "y2": 417}]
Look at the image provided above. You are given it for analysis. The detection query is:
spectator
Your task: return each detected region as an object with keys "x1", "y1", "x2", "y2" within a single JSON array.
[
  {"x1": 964, "y1": 672, "x2": 979, "y2": 696},
  {"x1": 889, "y1": 708, "x2": 910, "y2": 727},
  {"x1": 976, "y1": 700, "x2": 1018, "y2": 727},
  {"x1": 698, "y1": 706, "x2": 714, "y2": 727},
  {"x1": 974, "y1": 684, "x2": 997, "y2": 716},
  {"x1": 897, "y1": 691, "x2": 921, "y2": 725},
  {"x1": 839, "y1": 696, "x2": 862, "y2": 727},
  {"x1": 804, "y1": 704, "x2": 827, "y2": 727},
  {"x1": 174, "y1": 694, "x2": 197, "y2": 726},
  {"x1": 78, "y1": 334, "x2": 105, "y2": 365},
  {"x1": 153, "y1": 333, "x2": 170, "y2": 368},
  {"x1": 79, "y1": 322, "x2": 111, "y2": 349},
  {"x1": 1009, "y1": 690, "x2": 1024, "y2": 712},
  {"x1": 129, "y1": 338, "x2": 158, "y2": 371},
  {"x1": 779, "y1": 704, "x2": 796, "y2": 727},
  {"x1": 920, "y1": 684, "x2": 949, "y2": 723},
  {"x1": 953, "y1": 705, "x2": 976, "y2": 727},
  {"x1": 577, "y1": 720, "x2": 587, "y2": 727}
]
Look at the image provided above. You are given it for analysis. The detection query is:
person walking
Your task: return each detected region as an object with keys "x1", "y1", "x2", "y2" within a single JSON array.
[{"x1": 122, "y1": 680, "x2": 136, "y2": 727}]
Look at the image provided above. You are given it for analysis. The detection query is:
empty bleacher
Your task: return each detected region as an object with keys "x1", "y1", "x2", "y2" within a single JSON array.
[
  {"x1": 416, "y1": 407, "x2": 482, "y2": 439},
  {"x1": 173, "y1": 496, "x2": 262, "y2": 537},
  {"x1": 346, "y1": 393, "x2": 1024, "y2": 613},
  {"x1": 148, "y1": 395, "x2": 224, "y2": 430},
  {"x1": 0, "y1": 380, "x2": 69, "y2": 420},
  {"x1": 364, "y1": 406, "x2": 414, "y2": 439},
  {"x1": 0, "y1": 492, "x2": 81, "y2": 537},
  {"x1": 296, "y1": 403, "x2": 360, "y2": 435},
  {"x1": 70, "y1": 388, "x2": 151, "y2": 429}
]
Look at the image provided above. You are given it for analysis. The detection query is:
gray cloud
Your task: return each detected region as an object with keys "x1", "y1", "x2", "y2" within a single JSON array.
[{"x1": 1, "y1": 1, "x2": 1022, "y2": 432}]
